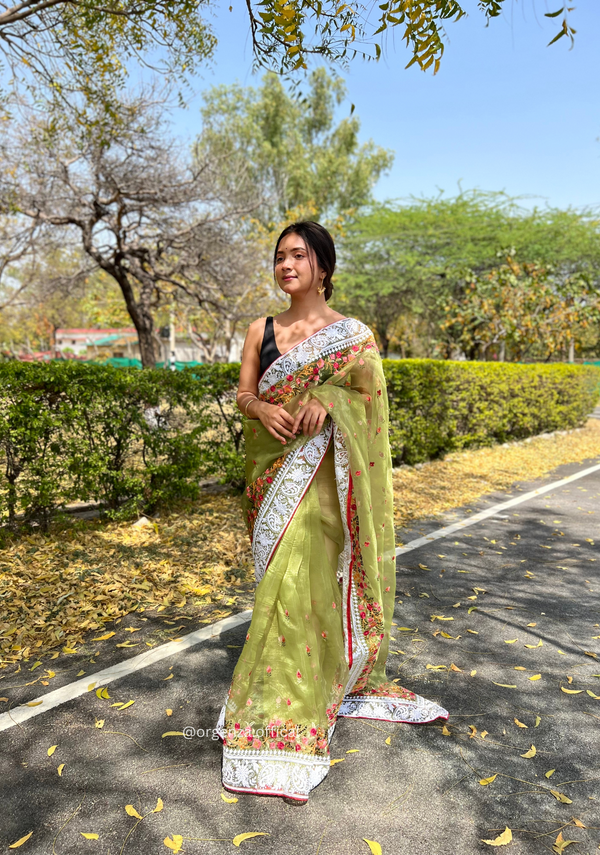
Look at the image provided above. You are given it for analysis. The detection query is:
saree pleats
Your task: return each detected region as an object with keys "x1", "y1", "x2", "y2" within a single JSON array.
[{"x1": 216, "y1": 318, "x2": 448, "y2": 800}]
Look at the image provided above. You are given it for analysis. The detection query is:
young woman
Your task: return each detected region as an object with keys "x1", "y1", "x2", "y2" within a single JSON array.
[{"x1": 215, "y1": 221, "x2": 448, "y2": 802}]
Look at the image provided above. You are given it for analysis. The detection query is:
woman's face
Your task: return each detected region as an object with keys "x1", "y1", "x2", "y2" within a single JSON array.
[{"x1": 274, "y1": 233, "x2": 323, "y2": 297}]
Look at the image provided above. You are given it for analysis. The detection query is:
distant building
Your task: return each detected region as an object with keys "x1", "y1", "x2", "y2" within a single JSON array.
[{"x1": 55, "y1": 328, "x2": 137, "y2": 357}]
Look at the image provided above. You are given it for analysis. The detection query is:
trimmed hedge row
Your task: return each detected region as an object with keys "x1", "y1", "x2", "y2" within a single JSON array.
[
  {"x1": 384, "y1": 360, "x2": 599, "y2": 464},
  {"x1": 0, "y1": 361, "x2": 244, "y2": 529},
  {"x1": 0, "y1": 359, "x2": 597, "y2": 529}
]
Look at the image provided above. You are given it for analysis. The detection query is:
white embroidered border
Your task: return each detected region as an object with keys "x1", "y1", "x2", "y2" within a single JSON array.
[
  {"x1": 333, "y1": 425, "x2": 370, "y2": 685},
  {"x1": 252, "y1": 422, "x2": 332, "y2": 583},
  {"x1": 221, "y1": 747, "x2": 330, "y2": 799},
  {"x1": 259, "y1": 318, "x2": 373, "y2": 394},
  {"x1": 337, "y1": 694, "x2": 449, "y2": 724}
]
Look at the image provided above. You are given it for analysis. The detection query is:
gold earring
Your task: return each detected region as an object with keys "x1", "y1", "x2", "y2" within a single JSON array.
[{"x1": 317, "y1": 278, "x2": 325, "y2": 295}]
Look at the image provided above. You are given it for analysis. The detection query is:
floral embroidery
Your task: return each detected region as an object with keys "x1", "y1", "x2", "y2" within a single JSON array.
[
  {"x1": 257, "y1": 336, "x2": 377, "y2": 406},
  {"x1": 223, "y1": 717, "x2": 329, "y2": 756},
  {"x1": 245, "y1": 454, "x2": 286, "y2": 536}
]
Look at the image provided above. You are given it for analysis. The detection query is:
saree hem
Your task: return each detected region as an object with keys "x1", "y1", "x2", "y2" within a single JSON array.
[
  {"x1": 220, "y1": 747, "x2": 331, "y2": 800},
  {"x1": 337, "y1": 695, "x2": 449, "y2": 724}
]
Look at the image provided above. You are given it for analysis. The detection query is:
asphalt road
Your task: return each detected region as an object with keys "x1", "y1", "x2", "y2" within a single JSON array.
[{"x1": 1, "y1": 453, "x2": 599, "y2": 855}]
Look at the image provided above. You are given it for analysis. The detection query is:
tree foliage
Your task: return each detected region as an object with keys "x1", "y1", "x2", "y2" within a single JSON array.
[
  {"x1": 0, "y1": 92, "x2": 260, "y2": 367},
  {"x1": 195, "y1": 69, "x2": 394, "y2": 224},
  {"x1": 439, "y1": 258, "x2": 600, "y2": 362},
  {"x1": 336, "y1": 192, "x2": 600, "y2": 360},
  {"x1": 0, "y1": 1, "x2": 577, "y2": 115}
]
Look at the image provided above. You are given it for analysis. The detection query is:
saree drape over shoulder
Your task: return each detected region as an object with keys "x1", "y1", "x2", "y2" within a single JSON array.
[{"x1": 216, "y1": 318, "x2": 448, "y2": 801}]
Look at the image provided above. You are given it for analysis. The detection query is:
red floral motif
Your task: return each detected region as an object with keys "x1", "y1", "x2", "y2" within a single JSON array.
[
  {"x1": 245, "y1": 454, "x2": 286, "y2": 537},
  {"x1": 255, "y1": 337, "x2": 377, "y2": 406}
]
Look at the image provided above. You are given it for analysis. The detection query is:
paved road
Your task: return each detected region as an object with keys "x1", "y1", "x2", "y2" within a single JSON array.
[{"x1": 1, "y1": 454, "x2": 599, "y2": 855}]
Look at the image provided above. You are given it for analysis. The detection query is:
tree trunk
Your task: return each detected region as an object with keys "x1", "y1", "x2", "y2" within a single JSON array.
[
  {"x1": 568, "y1": 337, "x2": 575, "y2": 363},
  {"x1": 499, "y1": 340, "x2": 505, "y2": 362},
  {"x1": 105, "y1": 264, "x2": 157, "y2": 368}
]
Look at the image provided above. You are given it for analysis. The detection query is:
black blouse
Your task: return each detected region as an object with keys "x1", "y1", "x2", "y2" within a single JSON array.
[{"x1": 259, "y1": 316, "x2": 282, "y2": 376}]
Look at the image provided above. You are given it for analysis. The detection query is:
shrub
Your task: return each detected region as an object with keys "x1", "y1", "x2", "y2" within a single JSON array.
[
  {"x1": 383, "y1": 359, "x2": 600, "y2": 465},
  {"x1": 0, "y1": 358, "x2": 597, "y2": 528}
]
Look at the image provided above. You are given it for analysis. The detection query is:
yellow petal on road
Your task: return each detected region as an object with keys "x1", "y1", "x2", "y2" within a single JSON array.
[
  {"x1": 524, "y1": 640, "x2": 543, "y2": 648},
  {"x1": 80, "y1": 833, "x2": 99, "y2": 840},
  {"x1": 492, "y1": 682, "x2": 517, "y2": 688},
  {"x1": 482, "y1": 827, "x2": 512, "y2": 846},
  {"x1": 119, "y1": 700, "x2": 135, "y2": 710},
  {"x1": 586, "y1": 690, "x2": 600, "y2": 699},
  {"x1": 95, "y1": 719, "x2": 105, "y2": 728},
  {"x1": 363, "y1": 840, "x2": 382, "y2": 855},
  {"x1": 479, "y1": 774, "x2": 497, "y2": 785},
  {"x1": 330, "y1": 758, "x2": 345, "y2": 765},
  {"x1": 57, "y1": 764, "x2": 65, "y2": 776},
  {"x1": 545, "y1": 769, "x2": 556, "y2": 778},
  {"x1": 47, "y1": 744, "x2": 58, "y2": 756},
  {"x1": 441, "y1": 725, "x2": 451, "y2": 736},
  {"x1": 8, "y1": 831, "x2": 33, "y2": 848},
  {"x1": 163, "y1": 674, "x2": 174, "y2": 680},
  {"x1": 504, "y1": 639, "x2": 518, "y2": 644},
  {"x1": 166, "y1": 709, "x2": 173, "y2": 716},
  {"x1": 153, "y1": 798, "x2": 163, "y2": 813},
  {"x1": 162, "y1": 731, "x2": 184, "y2": 737},
  {"x1": 521, "y1": 744, "x2": 536, "y2": 758},
  {"x1": 125, "y1": 805, "x2": 143, "y2": 820},
  {"x1": 221, "y1": 793, "x2": 238, "y2": 803},
  {"x1": 561, "y1": 688, "x2": 583, "y2": 694},
  {"x1": 346, "y1": 749, "x2": 360, "y2": 753},
  {"x1": 535, "y1": 716, "x2": 541, "y2": 727},
  {"x1": 164, "y1": 835, "x2": 183, "y2": 853},
  {"x1": 87, "y1": 682, "x2": 97, "y2": 692},
  {"x1": 232, "y1": 832, "x2": 269, "y2": 847},
  {"x1": 529, "y1": 674, "x2": 542, "y2": 681},
  {"x1": 550, "y1": 789, "x2": 573, "y2": 804},
  {"x1": 93, "y1": 632, "x2": 115, "y2": 641},
  {"x1": 514, "y1": 719, "x2": 528, "y2": 728},
  {"x1": 26, "y1": 700, "x2": 42, "y2": 707}
]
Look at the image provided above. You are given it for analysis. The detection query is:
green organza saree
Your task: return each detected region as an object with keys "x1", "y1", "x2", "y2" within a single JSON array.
[{"x1": 215, "y1": 318, "x2": 448, "y2": 800}]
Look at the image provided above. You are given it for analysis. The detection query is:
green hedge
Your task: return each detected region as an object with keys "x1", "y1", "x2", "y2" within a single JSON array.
[
  {"x1": 384, "y1": 359, "x2": 600, "y2": 465},
  {"x1": 0, "y1": 359, "x2": 597, "y2": 528},
  {"x1": 0, "y1": 361, "x2": 243, "y2": 529}
]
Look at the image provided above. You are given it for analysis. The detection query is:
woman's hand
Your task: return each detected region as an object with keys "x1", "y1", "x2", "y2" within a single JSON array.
[
  {"x1": 291, "y1": 398, "x2": 328, "y2": 437},
  {"x1": 255, "y1": 401, "x2": 298, "y2": 445}
]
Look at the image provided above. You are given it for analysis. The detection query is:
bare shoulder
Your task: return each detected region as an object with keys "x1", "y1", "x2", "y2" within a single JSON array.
[{"x1": 245, "y1": 317, "x2": 268, "y2": 347}]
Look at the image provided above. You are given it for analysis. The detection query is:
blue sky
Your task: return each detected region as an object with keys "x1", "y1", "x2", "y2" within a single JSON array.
[{"x1": 168, "y1": 1, "x2": 599, "y2": 214}]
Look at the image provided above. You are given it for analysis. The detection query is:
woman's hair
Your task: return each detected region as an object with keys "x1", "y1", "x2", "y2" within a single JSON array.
[{"x1": 273, "y1": 221, "x2": 336, "y2": 301}]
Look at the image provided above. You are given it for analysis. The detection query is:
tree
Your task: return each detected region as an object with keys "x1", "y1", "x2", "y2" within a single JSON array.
[
  {"x1": 195, "y1": 69, "x2": 394, "y2": 226},
  {"x1": 0, "y1": 93, "x2": 260, "y2": 367},
  {"x1": 0, "y1": 0, "x2": 577, "y2": 112},
  {"x1": 0, "y1": 1, "x2": 216, "y2": 117},
  {"x1": 336, "y1": 192, "x2": 600, "y2": 359},
  {"x1": 439, "y1": 258, "x2": 600, "y2": 362}
]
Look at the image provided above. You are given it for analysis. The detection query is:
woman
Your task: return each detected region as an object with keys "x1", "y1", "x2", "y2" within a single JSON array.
[{"x1": 215, "y1": 221, "x2": 448, "y2": 802}]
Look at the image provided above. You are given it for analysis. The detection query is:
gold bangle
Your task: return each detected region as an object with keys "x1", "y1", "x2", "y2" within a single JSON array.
[{"x1": 243, "y1": 396, "x2": 257, "y2": 417}]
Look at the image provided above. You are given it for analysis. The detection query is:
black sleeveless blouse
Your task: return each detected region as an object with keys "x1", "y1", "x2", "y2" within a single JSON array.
[{"x1": 259, "y1": 316, "x2": 282, "y2": 376}]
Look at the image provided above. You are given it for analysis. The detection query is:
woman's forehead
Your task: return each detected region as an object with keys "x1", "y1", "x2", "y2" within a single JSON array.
[{"x1": 276, "y1": 233, "x2": 308, "y2": 254}]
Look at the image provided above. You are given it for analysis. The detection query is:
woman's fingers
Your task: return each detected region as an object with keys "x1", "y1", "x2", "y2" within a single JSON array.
[{"x1": 276, "y1": 416, "x2": 297, "y2": 438}]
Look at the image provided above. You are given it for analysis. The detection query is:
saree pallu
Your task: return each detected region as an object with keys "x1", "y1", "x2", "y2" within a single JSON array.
[{"x1": 215, "y1": 318, "x2": 448, "y2": 800}]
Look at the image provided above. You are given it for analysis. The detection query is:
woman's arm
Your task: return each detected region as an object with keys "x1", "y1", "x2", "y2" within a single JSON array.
[{"x1": 237, "y1": 320, "x2": 297, "y2": 445}]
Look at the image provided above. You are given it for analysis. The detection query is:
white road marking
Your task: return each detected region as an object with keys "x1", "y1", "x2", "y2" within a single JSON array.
[
  {"x1": 2, "y1": 458, "x2": 599, "y2": 733},
  {"x1": 395, "y1": 460, "x2": 600, "y2": 555},
  {"x1": 0, "y1": 610, "x2": 252, "y2": 732}
]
